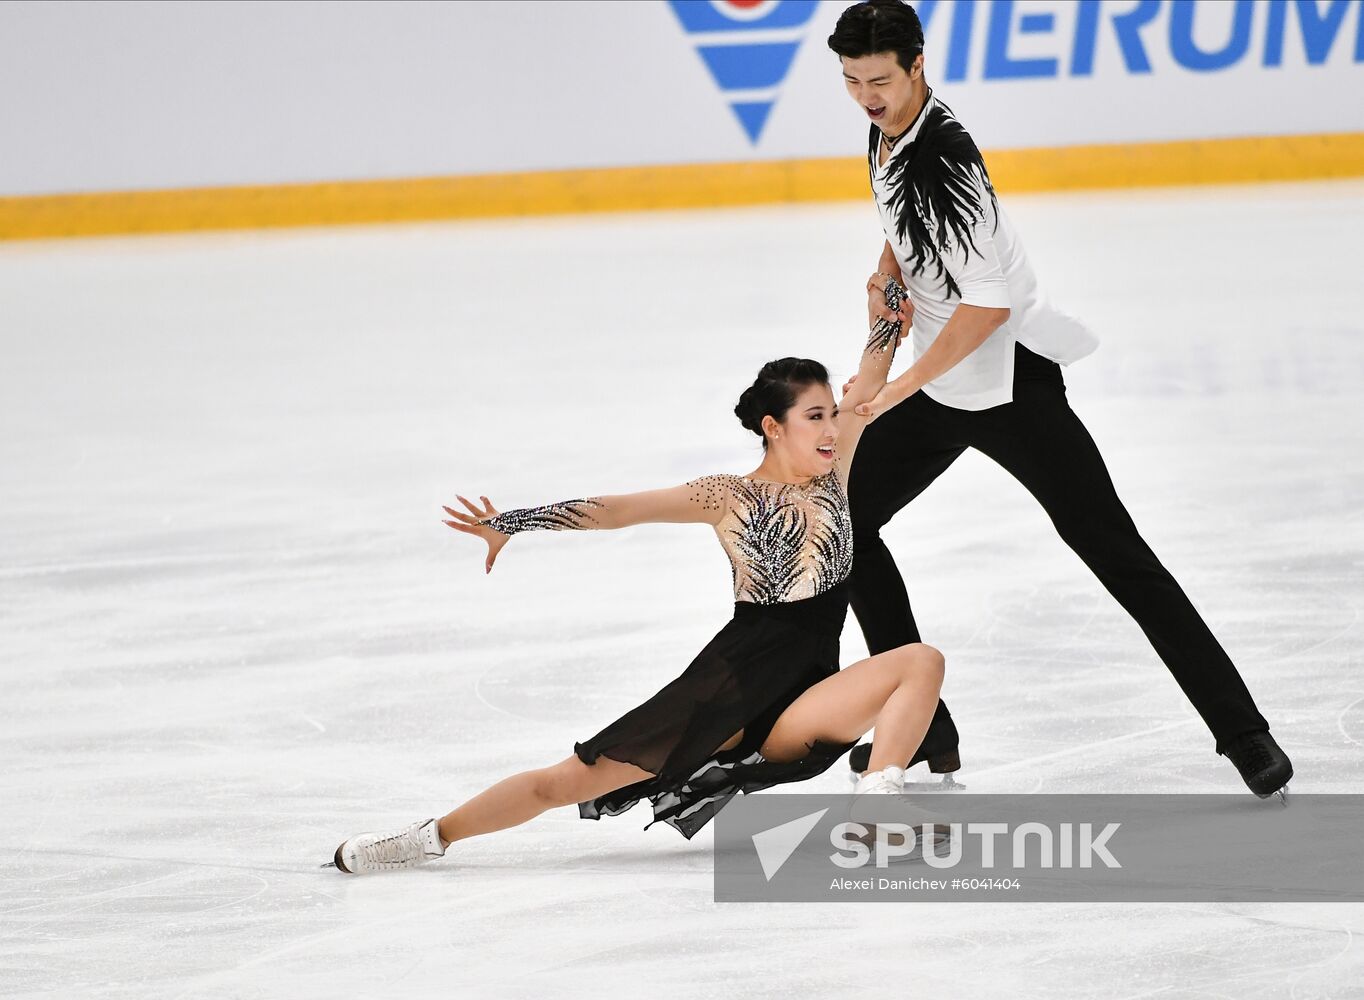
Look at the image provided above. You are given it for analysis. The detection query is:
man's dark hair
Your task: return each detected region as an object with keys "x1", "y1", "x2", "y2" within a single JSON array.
[{"x1": 826, "y1": 0, "x2": 924, "y2": 73}]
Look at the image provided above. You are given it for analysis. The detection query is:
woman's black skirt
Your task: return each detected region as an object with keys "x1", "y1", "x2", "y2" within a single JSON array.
[{"x1": 573, "y1": 581, "x2": 855, "y2": 839}]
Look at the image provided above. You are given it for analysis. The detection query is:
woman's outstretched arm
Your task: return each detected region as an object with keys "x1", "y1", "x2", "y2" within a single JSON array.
[
  {"x1": 441, "y1": 477, "x2": 733, "y2": 572},
  {"x1": 833, "y1": 275, "x2": 906, "y2": 483}
]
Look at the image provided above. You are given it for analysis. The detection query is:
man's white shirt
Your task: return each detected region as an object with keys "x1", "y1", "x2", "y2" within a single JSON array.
[{"x1": 870, "y1": 94, "x2": 1098, "y2": 410}]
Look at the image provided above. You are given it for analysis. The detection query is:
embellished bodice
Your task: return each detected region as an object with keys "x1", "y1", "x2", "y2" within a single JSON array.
[{"x1": 705, "y1": 472, "x2": 854, "y2": 605}]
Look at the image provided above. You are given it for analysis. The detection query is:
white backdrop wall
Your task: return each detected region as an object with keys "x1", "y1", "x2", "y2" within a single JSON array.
[{"x1": 2, "y1": 0, "x2": 1362, "y2": 197}]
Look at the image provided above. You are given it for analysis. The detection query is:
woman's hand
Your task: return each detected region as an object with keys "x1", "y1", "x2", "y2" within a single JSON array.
[
  {"x1": 867, "y1": 271, "x2": 913, "y2": 340},
  {"x1": 441, "y1": 495, "x2": 509, "y2": 574}
]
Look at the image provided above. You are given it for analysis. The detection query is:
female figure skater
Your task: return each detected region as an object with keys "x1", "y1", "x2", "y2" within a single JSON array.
[{"x1": 329, "y1": 277, "x2": 945, "y2": 874}]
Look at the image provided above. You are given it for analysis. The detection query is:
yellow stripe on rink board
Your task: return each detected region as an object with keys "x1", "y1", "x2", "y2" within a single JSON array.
[
  {"x1": 0, "y1": 158, "x2": 872, "y2": 240},
  {"x1": 2, "y1": 131, "x2": 1363, "y2": 240},
  {"x1": 988, "y1": 131, "x2": 1364, "y2": 193}
]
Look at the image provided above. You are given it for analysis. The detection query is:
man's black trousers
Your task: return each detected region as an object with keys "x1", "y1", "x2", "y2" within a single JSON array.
[{"x1": 846, "y1": 344, "x2": 1269, "y2": 755}]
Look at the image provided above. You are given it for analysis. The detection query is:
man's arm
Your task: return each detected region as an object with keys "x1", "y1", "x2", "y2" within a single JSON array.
[
  {"x1": 855, "y1": 175, "x2": 1012, "y2": 420},
  {"x1": 853, "y1": 303, "x2": 1008, "y2": 418}
]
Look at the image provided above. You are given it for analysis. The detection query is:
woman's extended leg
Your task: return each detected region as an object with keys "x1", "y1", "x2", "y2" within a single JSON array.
[
  {"x1": 337, "y1": 740, "x2": 733, "y2": 872},
  {"x1": 437, "y1": 754, "x2": 655, "y2": 846},
  {"x1": 758, "y1": 643, "x2": 945, "y2": 771},
  {"x1": 334, "y1": 652, "x2": 940, "y2": 873}
]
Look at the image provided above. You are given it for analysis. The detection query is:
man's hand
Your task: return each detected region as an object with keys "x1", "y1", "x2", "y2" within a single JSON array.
[
  {"x1": 867, "y1": 272, "x2": 913, "y2": 336},
  {"x1": 852, "y1": 377, "x2": 911, "y2": 422}
]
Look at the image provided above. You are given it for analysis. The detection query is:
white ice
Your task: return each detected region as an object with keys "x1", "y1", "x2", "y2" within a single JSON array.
[{"x1": 2, "y1": 180, "x2": 1363, "y2": 998}]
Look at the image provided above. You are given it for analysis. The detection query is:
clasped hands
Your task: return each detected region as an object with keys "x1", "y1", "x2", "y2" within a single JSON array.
[{"x1": 848, "y1": 272, "x2": 914, "y2": 421}]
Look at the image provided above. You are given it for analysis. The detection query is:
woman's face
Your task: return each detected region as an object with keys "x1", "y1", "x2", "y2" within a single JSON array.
[{"x1": 767, "y1": 381, "x2": 839, "y2": 475}]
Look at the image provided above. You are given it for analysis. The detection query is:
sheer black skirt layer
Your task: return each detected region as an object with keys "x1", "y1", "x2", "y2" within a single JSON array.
[{"x1": 574, "y1": 581, "x2": 855, "y2": 839}]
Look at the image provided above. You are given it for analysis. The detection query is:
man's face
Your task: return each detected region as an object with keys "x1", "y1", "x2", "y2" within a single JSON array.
[{"x1": 840, "y1": 52, "x2": 922, "y2": 128}]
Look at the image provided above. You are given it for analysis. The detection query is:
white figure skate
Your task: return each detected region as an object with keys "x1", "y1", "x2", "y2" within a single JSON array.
[
  {"x1": 849, "y1": 766, "x2": 952, "y2": 861},
  {"x1": 326, "y1": 817, "x2": 446, "y2": 874}
]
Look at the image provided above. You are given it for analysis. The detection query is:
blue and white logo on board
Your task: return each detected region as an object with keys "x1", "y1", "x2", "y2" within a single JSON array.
[{"x1": 668, "y1": 0, "x2": 821, "y2": 144}]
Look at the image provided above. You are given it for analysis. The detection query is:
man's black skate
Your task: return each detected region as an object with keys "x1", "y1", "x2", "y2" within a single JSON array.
[{"x1": 1222, "y1": 730, "x2": 1292, "y2": 803}]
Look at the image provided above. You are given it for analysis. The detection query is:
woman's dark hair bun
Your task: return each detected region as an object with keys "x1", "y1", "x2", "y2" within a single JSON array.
[
  {"x1": 733, "y1": 384, "x2": 763, "y2": 435},
  {"x1": 733, "y1": 358, "x2": 830, "y2": 448}
]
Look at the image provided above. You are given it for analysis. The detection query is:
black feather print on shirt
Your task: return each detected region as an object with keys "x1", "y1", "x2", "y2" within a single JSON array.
[{"x1": 870, "y1": 99, "x2": 1000, "y2": 301}]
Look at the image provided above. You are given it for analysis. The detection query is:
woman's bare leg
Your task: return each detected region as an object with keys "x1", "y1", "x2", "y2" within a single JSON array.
[
  {"x1": 437, "y1": 754, "x2": 654, "y2": 846},
  {"x1": 434, "y1": 643, "x2": 941, "y2": 848},
  {"x1": 758, "y1": 643, "x2": 945, "y2": 771}
]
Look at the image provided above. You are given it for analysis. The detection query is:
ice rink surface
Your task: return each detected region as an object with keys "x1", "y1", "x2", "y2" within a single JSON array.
[{"x1": 3, "y1": 179, "x2": 1363, "y2": 998}]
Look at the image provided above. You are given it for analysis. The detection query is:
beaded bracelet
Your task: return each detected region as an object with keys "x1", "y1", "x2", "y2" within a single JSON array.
[
  {"x1": 866, "y1": 270, "x2": 899, "y2": 293},
  {"x1": 865, "y1": 276, "x2": 907, "y2": 353}
]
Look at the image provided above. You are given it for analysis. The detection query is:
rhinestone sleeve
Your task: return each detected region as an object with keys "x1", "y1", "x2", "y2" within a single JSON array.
[
  {"x1": 479, "y1": 498, "x2": 604, "y2": 535},
  {"x1": 864, "y1": 276, "x2": 907, "y2": 355}
]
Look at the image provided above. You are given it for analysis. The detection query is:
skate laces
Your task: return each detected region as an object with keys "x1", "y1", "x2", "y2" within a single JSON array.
[
  {"x1": 361, "y1": 824, "x2": 421, "y2": 868},
  {"x1": 1235, "y1": 735, "x2": 1274, "y2": 776}
]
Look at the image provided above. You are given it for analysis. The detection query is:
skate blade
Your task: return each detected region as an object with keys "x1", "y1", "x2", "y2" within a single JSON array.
[
  {"x1": 320, "y1": 860, "x2": 338, "y2": 869},
  {"x1": 903, "y1": 773, "x2": 966, "y2": 793},
  {"x1": 1275, "y1": 784, "x2": 1289, "y2": 807},
  {"x1": 850, "y1": 826, "x2": 952, "y2": 863},
  {"x1": 850, "y1": 773, "x2": 966, "y2": 792}
]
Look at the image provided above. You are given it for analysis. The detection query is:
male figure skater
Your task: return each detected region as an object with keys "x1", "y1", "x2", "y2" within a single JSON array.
[{"x1": 827, "y1": 0, "x2": 1292, "y2": 798}]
